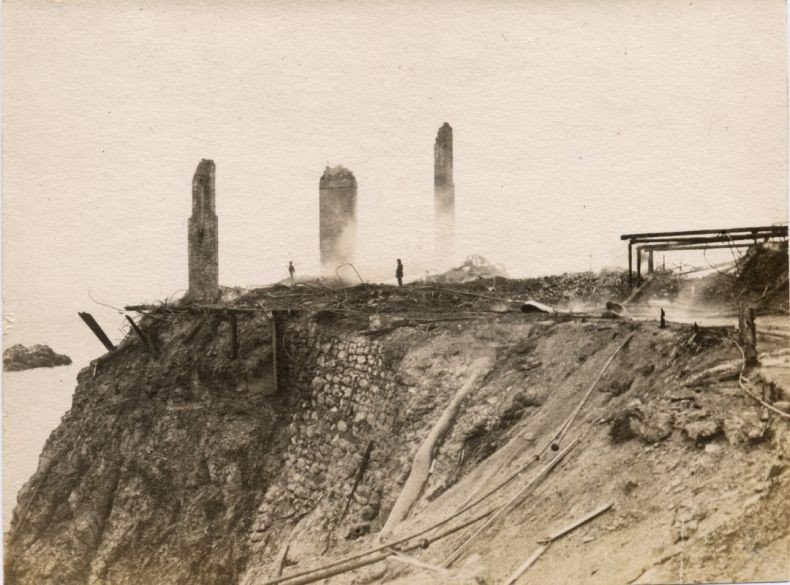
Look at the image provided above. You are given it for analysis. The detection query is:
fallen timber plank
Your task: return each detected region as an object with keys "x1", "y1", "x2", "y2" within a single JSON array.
[
  {"x1": 274, "y1": 543, "x2": 291, "y2": 578},
  {"x1": 261, "y1": 510, "x2": 492, "y2": 585},
  {"x1": 386, "y1": 550, "x2": 449, "y2": 575},
  {"x1": 537, "y1": 501, "x2": 614, "y2": 544},
  {"x1": 441, "y1": 439, "x2": 579, "y2": 568},
  {"x1": 549, "y1": 333, "x2": 636, "y2": 449},
  {"x1": 501, "y1": 544, "x2": 549, "y2": 585},
  {"x1": 503, "y1": 502, "x2": 613, "y2": 585},
  {"x1": 78, "y1": 312, "x2": 116, "y2": 352},
  {"x1": 125, "y1": 304, "x2": 261, "y2": 314},
  {"x1": 125, "y1": 315, "x2": 159, "y2": 357},
  {"x1": 182, "y1": 319, "x2": 206, "y2": 345}
]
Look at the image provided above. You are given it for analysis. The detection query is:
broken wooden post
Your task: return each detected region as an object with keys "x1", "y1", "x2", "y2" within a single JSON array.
[
  {"x1": 636, "y1": 247, "x2": 642, "y2": 284},
  {"x1": 627, "y1": 242, "x2": 633, "y2": 287},
  {"x1": 271, "y1": 312, "x2": 279, "y2": 393},
  {"x1": 125, "y1": 315, "x2": 158, "y2": 358},
  {"x1": 78, "y1": 312, "x2": 116, "y2": 352},
  {"x1": 228, "y1": 313, "x2": 239, "y2": 360},
  {"x1": 738, "y1": 304, "x2": 758, "y2": 366}
]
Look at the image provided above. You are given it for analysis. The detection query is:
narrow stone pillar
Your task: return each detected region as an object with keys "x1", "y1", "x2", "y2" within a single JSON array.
[
  {"x1": 188, "y1": 159, "x2": 219, "y2": 299},
  {"x1": 319, "y1": 165, "x2": 357, "y2": 276},
  {"x1": 434, "y1": 122, "x2": 455, "y2": 267}
]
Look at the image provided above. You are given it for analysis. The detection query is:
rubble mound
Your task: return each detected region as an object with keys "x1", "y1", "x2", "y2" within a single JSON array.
[
  {"x1": 427, "y1": 255, "x2": 507, "y2": 283},
  {"x1": 3, "y1": 344, "x2": 72, "y2": 371}
]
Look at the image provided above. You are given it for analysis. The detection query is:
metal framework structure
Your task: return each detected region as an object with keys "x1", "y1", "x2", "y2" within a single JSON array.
[{"x1": 620, "y1": 224, "x2": 788, "y2": 286}]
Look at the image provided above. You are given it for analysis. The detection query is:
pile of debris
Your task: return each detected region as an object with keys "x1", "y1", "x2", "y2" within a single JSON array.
[
  {"x1": 230, "y1": 272, "x2": 629, "y2": 317},
  {"x1": 427, "y1": 255, "x2": 507, "y2": 284}
]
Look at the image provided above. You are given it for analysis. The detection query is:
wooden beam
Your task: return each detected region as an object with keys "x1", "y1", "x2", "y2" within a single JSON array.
[
  {"x1": 182, "y1": 319, "x2": 205, "y2": 345},
  {"x1": 504, "y1": 502, "x2": 613, "y2": 585},
  {"x1": 538, "y1": 501, "x2": 613, "y2": 544},
  {"x1": 261, "y1": 510, "x2": 492, "y2": 585},
  {"x1": 271, "y1": 312, "x2": 279, "y2": 393},
  {"x1": 274, "y1": 543, "x2": 291, "y2": 578},
  {"x1": 229, "y1": 313, "x2": 239, "y2": 360},
  {"x1": 125, "y1": 315, "x2": 158, "y2": 358},
  {"x1": 502, "y1": 544, "x2": 549, "y2": 585},
  {"x1": 78, "y1": 312, "x2": 116, "y2": 352},
  {"x1": 125, "y1": 304, "x2": 261, "y2": 314},
  {"x1": 386, "y1": 550, "x2": 449, "y2": 575}
]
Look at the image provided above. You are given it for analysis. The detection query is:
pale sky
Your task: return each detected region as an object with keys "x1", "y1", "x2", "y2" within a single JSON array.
[{"x1": 3, "y1": 0, "x2": 788, "y2": 358}]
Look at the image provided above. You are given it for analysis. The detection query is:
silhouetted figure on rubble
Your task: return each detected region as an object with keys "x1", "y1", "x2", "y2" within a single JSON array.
[
  {"x1": 660, "y1": 307, "x2": 666, "y2": 329},
  {"x1": 288, "y1": 261, "x2": 295, "y2": 284},
  {"x1": 396, "y1": 259, "x2": 404, "y2": 287}
]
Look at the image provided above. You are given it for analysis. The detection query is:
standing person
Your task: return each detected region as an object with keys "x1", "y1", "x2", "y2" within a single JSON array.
[
  {"x1": 396, "y1": 259, "x2": 404, "y2": 287},
  {"x1": 288, "y1": 261, "x2": 295, "y2": 284}
]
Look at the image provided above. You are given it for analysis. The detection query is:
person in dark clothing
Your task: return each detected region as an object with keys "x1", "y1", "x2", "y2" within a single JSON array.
[
  {"x1": 288, "y1": 261, "x2": 295, "y2": 284},
  {"x1": 396, "y1": 259, "x2": 404, "y2": 287}
]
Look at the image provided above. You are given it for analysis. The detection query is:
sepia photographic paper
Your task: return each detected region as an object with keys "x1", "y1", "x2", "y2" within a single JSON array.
[{"x1": 2, "y1": 1, "x2": 788, "y2": 584}]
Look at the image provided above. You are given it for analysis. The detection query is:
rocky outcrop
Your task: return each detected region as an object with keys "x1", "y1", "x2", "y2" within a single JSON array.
[{"x1": 3, "y1": 344, "x2": 72, "y2": 371}]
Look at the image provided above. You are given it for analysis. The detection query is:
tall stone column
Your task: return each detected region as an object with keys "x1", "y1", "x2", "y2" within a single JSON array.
[
  {"x1": 188, "y1": 159, "x2": 219, "y2": 299},
  {"x1": 434, "y1": 122, "x2": 455, "y2": 267},
  {"x1": 319, "y1": 165, "x2": 357, "y2": 277}
]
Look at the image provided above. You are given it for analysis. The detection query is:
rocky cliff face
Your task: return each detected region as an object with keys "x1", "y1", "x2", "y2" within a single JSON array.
[
  {"x1": 6, "y1": 294, "x2": 790, "y2": 585},
  {"x1": 5, "y1": 313, "x2": 287, "y2": 584}
]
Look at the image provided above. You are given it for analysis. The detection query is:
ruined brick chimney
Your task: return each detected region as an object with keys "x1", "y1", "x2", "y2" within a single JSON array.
[
  {"x1": 188, "y1": 159, "x2": 219, "y2": 299},
  {"x1": 319, "y1": 165, "x2": 357, "y2": 276},
  {"x1": 434, "y1": 122, "x2": 455, "y2": 265}
]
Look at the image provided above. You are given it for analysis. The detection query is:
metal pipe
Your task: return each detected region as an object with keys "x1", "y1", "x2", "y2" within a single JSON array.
[
  {"x1": 620, "y1": 224, "x2": 786, "y2": 240},
  {"x1": 627, "y1": 231, "x2": 786, "y2": 245}
]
